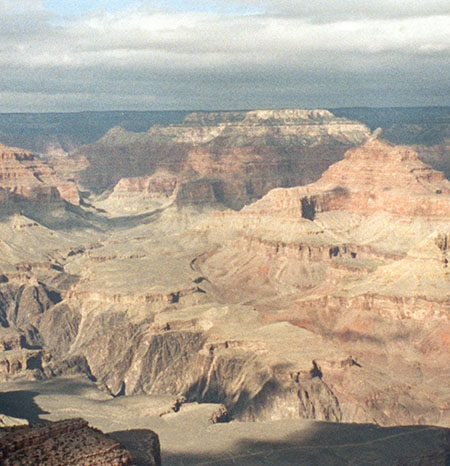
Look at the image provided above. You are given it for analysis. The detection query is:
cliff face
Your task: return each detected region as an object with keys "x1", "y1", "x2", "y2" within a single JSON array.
[
  {"x1": 0, "y1": 129, "x2": 449, "y2": 433},
  {"x1": 191, "y1": 137, "x2": 450, "y2": 425},
  {"x1": 0, "y1": 107, "x2": 447, "y2": 158},
  {"x1": 0, "y1": 328, "x2": 44, "y2": 381},
  {"x1": 241, "y1": 137, "x2": 450, "y2": 218},
  {"x1": 110, "y1": 171, "x2": 179, "y2": 201},
  {"x1": 333, "y1": 106, "x2": 450, "y2": 182},
  {"x1": 74, "y1": 109, "x2": 450, "y2": 212},
  {"x1": 0, "y1": 143, "x2": 80, "y2": 206},
  {"x1": 74, "y1": 109, "x2": 370, "y2": 208}
]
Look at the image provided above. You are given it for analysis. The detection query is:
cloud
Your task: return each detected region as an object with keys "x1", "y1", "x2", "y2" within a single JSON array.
[
  {"x1": 0, "y1": 0, "x2": 448, "y2": 111},
  {"x1": 5, "y1": 8, "x2": 449, "y2": 65},
  {"x1": 227, "y1": 0, "x2": 450, "y2": 21}
]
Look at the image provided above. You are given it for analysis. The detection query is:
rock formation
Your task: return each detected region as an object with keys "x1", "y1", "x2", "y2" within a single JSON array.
[
  {"x1": 0, "y1": 418, "x2": 134, "y2": 465},
  {"x1": 110, "y1": 171, "x2": 179, "y2": 201},
  {"x1": 0, "y1": 143, "x2": 80, "y2": 206},
  {"x1": 0, "y1": 113, "x2": 448, "y2": 462},
  {"x1": 3, "y1": 376, "x2": 447, "y2": 465},
  {"x1": 74, "y1": 109, "x2": 371, "y2": 208},
  {"x1": 0, "y1": 328, "x2": 44, "y2": 381},
  {"x1": 240, "y1": 137, "x2": 450, "y2": 218},
  {"x1": 193, "y1": 137, "x2": 450, "y2": 425}
]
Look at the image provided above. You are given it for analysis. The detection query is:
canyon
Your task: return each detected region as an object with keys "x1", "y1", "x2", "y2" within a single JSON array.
[
  {"x1": 73, "y1": 109, "x2": 371, "y2": 210},
  {"x1": 0, "y1": 108, "x2": 448, "y2": 464}
]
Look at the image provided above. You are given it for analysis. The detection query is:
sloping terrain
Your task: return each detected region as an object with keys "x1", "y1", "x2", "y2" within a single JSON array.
[
  {"x1": 0, "y1": 123, "x2": 449, "y2": 463},
  {"x1": 0, "y1": 377, "x2": 448, "y2": 465}
]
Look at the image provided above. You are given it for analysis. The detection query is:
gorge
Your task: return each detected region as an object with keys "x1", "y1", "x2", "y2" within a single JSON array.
[{"x1": 0, "y1": 108, "x2": 448, "y2": 464}]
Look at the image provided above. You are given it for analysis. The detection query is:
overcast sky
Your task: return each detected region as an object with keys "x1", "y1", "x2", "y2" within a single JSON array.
[{"x1": 0, "y1": 0, "x2": 449, "y2": 112}]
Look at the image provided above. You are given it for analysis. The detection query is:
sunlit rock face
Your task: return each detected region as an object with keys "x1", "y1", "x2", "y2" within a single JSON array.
[
  {"x1": 74, "y1": 109, "x2": 371, "y2": 208},
  {"x1": 240, "y1": 137, "x2": 450, "y2": 218},
  {"x1": 194, "y1": 137, "x2": 450, "y2": 425},
  {"x1": 0, "y1": 143, "x2": 80, "y2": 206}
]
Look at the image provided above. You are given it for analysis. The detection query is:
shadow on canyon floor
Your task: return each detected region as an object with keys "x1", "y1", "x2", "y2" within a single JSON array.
[
  {"x1": 109, "y1": 429, "x2": 161, "y2": 466},
  {"x1": 1, "y1": 386, "x2": 449, "y2": 465},
  {"x1": 0, "y1": 390, "x2": 49, "y2": 424},
  {"x1": 106, "y1": 206, "x2": 166, "y2": 229},
  {"x1": 161, "y1": 422, "x2": 450, "y2": 466}
]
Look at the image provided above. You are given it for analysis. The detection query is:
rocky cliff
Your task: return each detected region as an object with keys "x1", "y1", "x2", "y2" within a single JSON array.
[
  {"x1": 0, "y1": 128, "x2": 448, "y2": 439},
  {"x1": 74, "y1": 109, "x2": 370, "y2": 208},
  {"x1": 0, "y1": 418, "x2": 135, "y2": 465},
  {"x1": 240, "y1": 137, "x2": 450, "y2": 219},
  {"x1": 0, "y1": 107, "x2": 448, "y2": 159},
  {"x1": 192, "y1": 136, "x2": 450, "y2": 425},
  {"x1": 0, "y1": 143, "x2": 80, "y2": 206},
  {"x1": 334, "y1": 106, "x2": 450, "y2": 182}
]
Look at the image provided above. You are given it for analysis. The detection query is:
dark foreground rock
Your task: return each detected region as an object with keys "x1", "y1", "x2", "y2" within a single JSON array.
[{"x1": 0, "y1": 417, "x2": 159, "y2": 465}]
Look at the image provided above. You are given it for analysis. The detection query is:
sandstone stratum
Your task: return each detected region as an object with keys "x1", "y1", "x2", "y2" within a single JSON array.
[
  {"x1": 74, "y1": 109, "x2": 371, "y2": 210},
  {"x1": 0, "y1": 143, "x2": 80, "y2": 206},
  {"x1": 0, "y1": 110, "x2": 449, "y2": 463}
]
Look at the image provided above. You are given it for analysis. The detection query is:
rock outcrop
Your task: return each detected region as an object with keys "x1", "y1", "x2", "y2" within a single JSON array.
[
  {"x1": 0, "y1": 143, "x2": 80, "y2": 206},
  {"x1": 75, "y1": 109, "x2": 370, "y2": 207},
  {"x1": 109, "y1": 171, "x2": 179, "y2": 201},
  {"x1": 0, "y1": 328, "x2": 44, "y2": 381},
  {"x1": 0, "y1": 418, "x2": 134, "y2": 465},
  {"x1": 191, "y1": 137, "x2": 450, "y2": 425},
  {"x1": 5, "y1": 377, "x2": 448, "y2": 466},
  {"x1": 0, "y1": 126, "x2": 448, "y2": 436},
  {"x1": 241, "y1": 137, "x2": 450, "y2": 219}
]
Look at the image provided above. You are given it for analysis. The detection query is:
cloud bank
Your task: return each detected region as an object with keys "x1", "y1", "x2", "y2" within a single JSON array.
[{"x1": 0, "y1": 0, "x2": 449, "y2": 111}]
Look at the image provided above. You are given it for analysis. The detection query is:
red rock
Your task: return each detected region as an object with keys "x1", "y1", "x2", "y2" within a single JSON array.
[
  {"x1": 109, "y1": 171, "x2": 179, "y2": 200},
  {"x1": 191, "y1": 138, "x2": 450, "y2": 426},
  {"x1": 243, "y1": 137, "x2": 450, "y2": 218},
  {"x1": 0, "y1": 143, "x2": 80, "y2": 206},
  {"x1": 76, "y1": 109, "x2": 371, "y2": 206}
]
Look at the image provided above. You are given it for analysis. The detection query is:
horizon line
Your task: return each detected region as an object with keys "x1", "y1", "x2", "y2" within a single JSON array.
[{"x1": 0, "y1": 105, "x2": 449, "y2": 115}]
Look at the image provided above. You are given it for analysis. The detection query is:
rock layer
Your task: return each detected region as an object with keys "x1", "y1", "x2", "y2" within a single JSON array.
[
  {"x1": 195, "y1": 137, "x2": 450, "y2": 425},
  {"x1": 75, "y1": 109, "x2": 370, "y2": 207},
  {"x1": 0, "y1": 129, "x2": 448, "y2": 435},
  {"x1": 0, "y1": 418, "x2": 134, "y2": 465},
  {"x1": 0, "y1": 143, "x2": 79, "y2": 206},
  {"x1": 241, "y1": 137, "x2": 450, "y2": 218}
]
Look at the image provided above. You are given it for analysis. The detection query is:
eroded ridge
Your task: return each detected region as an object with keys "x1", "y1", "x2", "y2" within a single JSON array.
[
  {"x1": 0, "y1": 418, "x2": 133, "y2": 465},
  {"x1": 0, "y1": 143, "x2": 79, "y2": 206}
]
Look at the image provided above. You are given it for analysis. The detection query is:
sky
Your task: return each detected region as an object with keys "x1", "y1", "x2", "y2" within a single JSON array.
[{"x1": 0, "y1": 0, "x2": 449, "y2": 112}]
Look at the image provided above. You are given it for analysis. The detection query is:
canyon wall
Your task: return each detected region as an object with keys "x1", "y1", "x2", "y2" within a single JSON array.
[
  {"x1": 0, "y1": 119, "x2": 448, "y2": 433},
  {"x1": 0, "y1": 143, "x2": 79, "y2": 206},
  {"x1": 74, "y1": 109, "x2": 371, "y2": 208}
]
